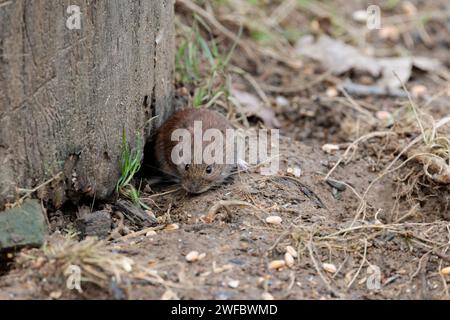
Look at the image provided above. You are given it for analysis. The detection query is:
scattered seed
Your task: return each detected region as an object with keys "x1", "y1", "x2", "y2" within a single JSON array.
[
  {"x1": 411, "y1": 85, "x2": 427, "y2": 98},
  {"x1": 185, "y1": 251, "x2": 206, "y2": 262},
  {"x1": 358, "y1": 277, "x2": 367, "y2": 285},
  {"x1": 292, "y1": 167, "x2": 301, "y2": 177},
  {"x1": 288, "y1": 167, "x2": 301, "y2": 177},
  {"x1": 161, "y1": 289, "x2": 178, "y2": 300},
  {"x1": 322, "y1": 263, "x2": 337, "y2": 274},
  {"x1": 275, "y1": 96, "x2": 289, "y2": 107},
  {"x1": 121, "y1": 259, "x2": 133, "y2": 272},
  {"x1": 352, "y1": 10, "x2": 368, "y2": 22},
  {"x1": 379, "y1": 26, "x2": 399, "y2": 41},
  {"x1": 213, "y1": 262, "x2": 233, "y2": 273},
  {"x1": 326, "y1": 87, "x2": 338, "y2": 97},
  {"x1": 322, "y1": 143, "x2": 339, "y2": 154},
  {"x1": 286, "y1": 246, "x2": 298, "y2": 258},
  {"x1": 269, "y1": 260, "x2": 286, "y2": 270},
  {"x1": 401, "y1": 1, "x2": 417, "y2": 16},
  {"x1": 228, "y1": 280, "x2": 240, "y2": 288},
  {"x1": 376, "y1": 110, "x2": 391, "y2": 120},
  {"x1": 165, "y1": 223, "x2": 179, "y2": 231},
  {"x1": 261, "y1": 292, "x2": 274, "y2": 300},
  {"x1": 284, "y1": 252, "x2": 295, "y2": 268},
  {"x1": 186, "y1": 251, "x2": 200, "y2": 262},
  {"x1": 266, "y1": 216, "x2": 282, "y2": 225},
  {"x1": 441, "y1": 266, "x2": 450, "y2": 275},
  {"x1": 49, "y1": 291, "x2": 62, "y2": 299}
]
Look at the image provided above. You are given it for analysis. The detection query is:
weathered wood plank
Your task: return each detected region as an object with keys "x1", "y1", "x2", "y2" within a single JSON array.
[{"x1": 76, "y1": 210, "x2": 112, "y2": 239}]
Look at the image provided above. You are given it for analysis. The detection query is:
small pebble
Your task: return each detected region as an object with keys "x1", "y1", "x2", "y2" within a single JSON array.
[
  {"x1": 326, "y1": 179, "x2": 347, "y2": 192},
  {"x1": 266, "y1": 216, "x2": 282, "y2": 225},
  {"x1": 145, "y1": 230, "x2": 157, "y2": 237}
]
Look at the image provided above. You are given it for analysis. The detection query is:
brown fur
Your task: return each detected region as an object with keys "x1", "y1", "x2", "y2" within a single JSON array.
[{"x1": 154, "y1": 108, "x2": 233, "y2": 193}]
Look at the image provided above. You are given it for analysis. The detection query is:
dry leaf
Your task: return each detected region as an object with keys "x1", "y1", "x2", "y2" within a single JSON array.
[
  {"x1": 231, "y1": 88, "x2": 280, "y2": 128},
  {"x1": 296, "y1": 35, "x2": 442, "y2": 90}
]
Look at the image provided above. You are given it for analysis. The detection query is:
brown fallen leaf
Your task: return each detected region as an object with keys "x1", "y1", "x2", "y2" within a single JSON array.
[
  {"x1": 231, "y1": 88, "x2": 280, "y2": 128},
  {"x1": 295, "y1": 35, "x2": 442, "y2": 90}
]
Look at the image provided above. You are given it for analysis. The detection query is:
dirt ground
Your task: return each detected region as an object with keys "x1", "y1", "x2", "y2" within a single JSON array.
[{"x1": 1, "y1": 0, "x2": 449, "y2": 299}]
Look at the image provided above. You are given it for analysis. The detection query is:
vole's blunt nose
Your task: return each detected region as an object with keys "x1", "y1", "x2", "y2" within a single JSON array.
[
  {"x1": 187, "y1": 182, "x2": 201, "y2": 194},
  {"x1": 183, "y1": 180, "x2": 207, "y2": 194}
]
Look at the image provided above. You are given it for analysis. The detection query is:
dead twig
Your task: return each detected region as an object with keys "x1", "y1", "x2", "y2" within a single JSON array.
[{"x1": 307, "y1": 238, "x2": 344, "y2": 298}]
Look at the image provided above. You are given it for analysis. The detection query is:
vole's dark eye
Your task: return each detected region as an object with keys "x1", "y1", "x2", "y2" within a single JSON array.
[
  {"x1": 185, "y1": 164, "x2": 190, "y2": 171},
  {"x1": 205, "y1": 165, "x2": 212, "y2": 174}
]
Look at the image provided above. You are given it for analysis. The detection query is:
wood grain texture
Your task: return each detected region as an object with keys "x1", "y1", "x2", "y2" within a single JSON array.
[{"x1": 0, "y1": 0, "x2": 174, "y2": 208}]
